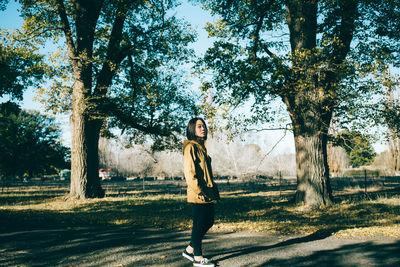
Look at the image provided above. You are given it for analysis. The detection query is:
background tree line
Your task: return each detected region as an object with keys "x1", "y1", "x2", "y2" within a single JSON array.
[
  {"x1": 98, "y1": 136, "x2": 297, "y2": 179},
  {"x1": 0, "y1": 102, "x2": 69, "y2": 180},
  {"x1": 98, "y1": 134, "x2": 394, "y2": 179}
]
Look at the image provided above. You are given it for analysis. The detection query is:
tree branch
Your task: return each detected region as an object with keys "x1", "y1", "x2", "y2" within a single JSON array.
[
  {"x1": 256, "y1": 128, "x2": 289, "y2": 172},
  {"x1": 246, "y1": 124, "x2": 292, "y2": 133},
  {"x1": 334, "y1": 0, "x2": 358, "y2": 64},
  {"x1": 100, "y1": 98, "x2": 171, "y2": 137},
  {"x1": 95, "y1": 0, "x2": 130, "y2": 95},
  {"x1": 55, "y1": 0, "x2": 77, "y2": 60},
  {"x1": 250, "y1": 9, "x2": 280, "y2": 60}
]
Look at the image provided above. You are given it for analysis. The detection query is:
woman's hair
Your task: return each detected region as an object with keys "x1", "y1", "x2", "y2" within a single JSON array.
[{"x1": 186, "y1": 117, "x2": 207, "y2": 140}]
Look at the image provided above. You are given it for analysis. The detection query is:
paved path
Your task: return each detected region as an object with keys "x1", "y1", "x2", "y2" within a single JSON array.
[{"x1": 1, "y1": 226, "x2": 399, "y2": 266}]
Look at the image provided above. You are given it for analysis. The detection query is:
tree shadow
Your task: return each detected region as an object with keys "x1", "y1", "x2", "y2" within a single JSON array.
[
  {"x1": 1, "y1": 222, "x2": 399, "y2": 266},
  {"x1": 0, "y1": 226, "x2": 191, "y2": 267},
  {"x1": 204, "y1": 230, "x2": 400, "y2": 267},
  {"x1": 210, "y1": 228, "x2": 336, "y2": 262},
  {"x1": 255, "y1": 240, "x2": 400, "y2": 267}
]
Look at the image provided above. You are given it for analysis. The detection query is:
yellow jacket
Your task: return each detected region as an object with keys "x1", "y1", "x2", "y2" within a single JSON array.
[{"x1": 183, "y1": 140, "x2": 220, "y2": 204}]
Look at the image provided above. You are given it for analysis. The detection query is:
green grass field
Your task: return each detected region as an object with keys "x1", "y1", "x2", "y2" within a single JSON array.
[{"x1": 1, "y1": 179, "x2": 400, "y2": 238}]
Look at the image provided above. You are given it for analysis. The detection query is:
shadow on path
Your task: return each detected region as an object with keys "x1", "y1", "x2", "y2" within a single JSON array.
[
  {"x1": 211, "y1": 229, "x2": 334, "y2": 262},
  {"x1": 0, "y1": 226, "x2": 190, "y2": 267},
  {"x1": 1, "y1": 226, "x2": 399, "y2": 267},
  {"x1": 208, "y1": 231, "x2": 400, "y2": 267},
  {"x1": 253, "y1": 240, "x2": 400, "y2": 267}
]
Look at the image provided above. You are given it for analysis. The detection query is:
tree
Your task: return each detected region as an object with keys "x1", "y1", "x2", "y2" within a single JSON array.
[
  {"x1": 347, "y1": 132, "x2": 376, "y2": 167},
  {"x1": 195, "y1": 0, "x2": 397, "y2": 206},
  {"x1": 382, "y1": 67, "x2": 400, "y2": 172},
  {"x1": 332, "y1": 130, "x2": 376, "y2": 167},
  {"x1": 0, "y1": 0, "x2": 9, "y2": 11},
  {"x1": 15, "y1": 0, "x2": 196, "y2": 198},
  {"x1": 0, "y1": 102, "x2": 69, "y2": 179},
  {"x1": 372, "y1": 151, "x2": 396, "y2": 174}
]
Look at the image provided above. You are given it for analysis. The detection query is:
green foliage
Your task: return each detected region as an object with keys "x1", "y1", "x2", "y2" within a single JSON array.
[
  {"x1": 195, "y1": 0, "x2": 399, "y2": 131},
  {"x1": 0, "y1": 33, "x2": 47, "y2": 100},
  {"x1": 369, "y1": 0, "x2": 400, "y2": 67},
  {"x1": 0, "y1": 0, "x2": 8, "y2": 11},
  {"x1": 16, "y1": 0, "x2": 198, "y2": 148},
  {"x1": 380, "y1": 68, "x2": 400, "y2": 133},
  {"x1": 333, "y1": 130, "x2": 376, "y2": 167},
  {"x1": 0, "y1": 102, "x2": 69, "y2": 178}
]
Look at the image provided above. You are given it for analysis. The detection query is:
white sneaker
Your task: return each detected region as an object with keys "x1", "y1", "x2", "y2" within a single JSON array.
[{"x1": 193, "y1": 257, "x2": 215, "y2": 267}]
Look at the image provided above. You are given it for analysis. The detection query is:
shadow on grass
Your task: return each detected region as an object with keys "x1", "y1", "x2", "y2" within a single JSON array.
[
  {"x1": 1, "y1": 192, "x2": 400, "y2": 235},
  {"x1": 0, "y1": 194, "x2": 62, "y2": 205},
  {"x1": 0, "y1": 197, "x2": 191, "y2": 233}
]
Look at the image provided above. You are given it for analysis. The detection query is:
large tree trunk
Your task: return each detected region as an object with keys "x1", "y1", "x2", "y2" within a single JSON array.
[
  {"x1": 284, "y1": 84, "x2": 335, "y2": 206},
  {"x1": 69, "y1": 79, "x2": 104, "y2": 199},
  {"x1": 285, "y1": 89, "x2": 334, "y2": 206},
  {"x1": 293, "y1": 129, "x2": 333, "y2": 206},
  {"x1": 285, "y1": 0, "x2": 335, "y2": 206}
]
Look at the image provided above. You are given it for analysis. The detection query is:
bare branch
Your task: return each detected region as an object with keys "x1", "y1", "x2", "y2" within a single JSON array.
[
  {"x1": 256, "y1": 128, "x2": 289, "y2": 172},
  {"x1": 246, "y1": 124, "x2": 292, "y2": 132},
  {"x1": 258, "y1": 42, "x2": 278, "y2": 59}
]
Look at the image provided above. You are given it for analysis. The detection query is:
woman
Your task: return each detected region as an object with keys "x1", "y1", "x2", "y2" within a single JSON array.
[{"x1": 182, "y1": 118, "x2": 220, "y2": 267}]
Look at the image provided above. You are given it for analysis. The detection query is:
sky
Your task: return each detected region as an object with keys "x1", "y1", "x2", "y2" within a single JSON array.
[{"x1": 0, "y1": 0, "x2": 387, "y2": 155}]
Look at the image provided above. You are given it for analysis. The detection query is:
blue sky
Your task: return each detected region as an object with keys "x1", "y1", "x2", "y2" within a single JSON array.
[{"x1": 1, "y1": 0, "x2": 387, "y2": 155}]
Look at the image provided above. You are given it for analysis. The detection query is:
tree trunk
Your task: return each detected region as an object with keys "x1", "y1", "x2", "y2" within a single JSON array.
[
  {"x1": 285, "y1": 0, "x2": 336, "y2": 206},
  {"x1": 69, "y1": 80, "x2": 104, "y2": 199},
  {"x1": 284, "y1": 88, "x2": 334, "y2": 206},
  {"x1": 284, "y1": 84, "x2": 335, "y2": 206},
  {"x1": 293, "y1": 130, "x2": 333, "y2": 206}
]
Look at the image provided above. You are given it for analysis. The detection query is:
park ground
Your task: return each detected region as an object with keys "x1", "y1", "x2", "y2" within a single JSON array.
[{"x1": 1, "y1": 178, "x2": 400, "y2": 266}]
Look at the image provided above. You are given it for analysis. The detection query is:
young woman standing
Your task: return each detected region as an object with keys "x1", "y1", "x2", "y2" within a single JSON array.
[{"x1": 182, "y1": 118, "x2": 220, "y2": 267}]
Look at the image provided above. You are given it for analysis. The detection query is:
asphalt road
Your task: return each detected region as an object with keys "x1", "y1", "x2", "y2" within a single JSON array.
[{"x1": 1, "y1": 226, "x2": 399, "y2": 266}]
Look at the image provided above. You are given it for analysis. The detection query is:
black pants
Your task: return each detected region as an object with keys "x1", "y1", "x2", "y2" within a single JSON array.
[{"x1": 190, "y1": 203, "x2": 215, "y2": 256}]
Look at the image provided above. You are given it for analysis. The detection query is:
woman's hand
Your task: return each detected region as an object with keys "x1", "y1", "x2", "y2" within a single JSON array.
[{"x1": 197, "y1": 192, "x2": 207, "y2": 202}]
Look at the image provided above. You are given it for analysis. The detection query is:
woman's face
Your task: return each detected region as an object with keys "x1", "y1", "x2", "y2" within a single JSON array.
[{"x1": 195, "y1": 120, "x2": 207, "y2": 139}]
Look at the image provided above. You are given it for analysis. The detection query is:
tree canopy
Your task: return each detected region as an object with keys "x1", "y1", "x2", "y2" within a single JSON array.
[{"x1": 0, "y1": 34, "x2": 47, "y2": 101}]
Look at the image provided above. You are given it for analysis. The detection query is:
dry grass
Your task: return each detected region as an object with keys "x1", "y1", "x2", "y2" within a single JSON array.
[{"x1": 1, "y1": 180, "x2": 400, "y2": 238}]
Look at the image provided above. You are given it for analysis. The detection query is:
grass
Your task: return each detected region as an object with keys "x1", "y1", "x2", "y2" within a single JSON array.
[{"x1": 1, "y1": 180, "x2": 400, "y2": 238}]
